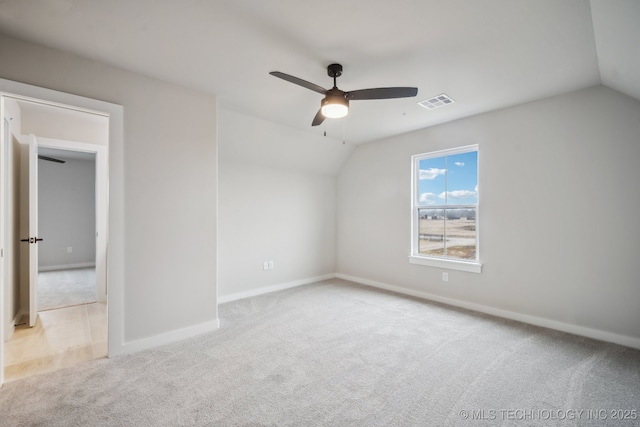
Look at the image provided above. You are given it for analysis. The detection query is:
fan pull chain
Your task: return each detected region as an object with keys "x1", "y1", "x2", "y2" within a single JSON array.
[{"x1": 342, "y1": 117, "x2": 347, "y2": 144}]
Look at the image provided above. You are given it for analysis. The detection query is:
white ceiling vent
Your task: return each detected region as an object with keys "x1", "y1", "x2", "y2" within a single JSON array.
[{"x1": 418, "y1": 93, "x2": 455, "y2": 110}]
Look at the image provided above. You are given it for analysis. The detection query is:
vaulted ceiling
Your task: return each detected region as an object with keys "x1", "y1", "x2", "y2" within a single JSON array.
[{"x1": 0, "y1": 0, "x2": 638, "y2": 144}]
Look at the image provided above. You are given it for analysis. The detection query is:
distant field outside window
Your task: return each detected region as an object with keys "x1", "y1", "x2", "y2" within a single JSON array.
[{"x1": 412, "y1": 146, "x2": 478, "y2": 265}]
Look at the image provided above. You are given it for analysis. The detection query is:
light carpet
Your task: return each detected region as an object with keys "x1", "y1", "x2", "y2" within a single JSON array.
[
  {"x1": 37, "y1": 268, "x2": 96, "y2": 311},
  {"x1": 1, "y1": 279, "x2": 639, "y2": 426}
]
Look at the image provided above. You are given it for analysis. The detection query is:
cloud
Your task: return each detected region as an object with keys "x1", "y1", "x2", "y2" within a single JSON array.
[
  {"x1": 454, "y1": 162, "x2": 465, "y2": 167},
  {"x1": 419, "y1": 168, "x2": 446, "y2": 180},
  {"x1": 419, "y1": 192, "x2": 437, "y2": 204},
  {"x1": 438, "y1": 190, "x2": 477, "y2": 199}
]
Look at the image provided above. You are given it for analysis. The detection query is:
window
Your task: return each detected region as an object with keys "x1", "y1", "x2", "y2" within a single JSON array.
[{"x1": 410, "y1": 145, "x2": 481, "y2": 273}]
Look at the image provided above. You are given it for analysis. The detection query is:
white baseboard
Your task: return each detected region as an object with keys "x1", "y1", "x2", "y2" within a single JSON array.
[
  {"x1": 119, "y1": 318, "x2": 220, "y2": 356},
  {"x1": 336, "y1": 273, "x2": 640, "y2": 350},
  {"x1": 218, "y1": 273, "x2": 336, "y2": 304},
  {"x1": 118, "y1": 274, "x2": 334, "y2": 355},
  {"x1": 39, "y1": 262, "x2": 96, "y2": 272}
]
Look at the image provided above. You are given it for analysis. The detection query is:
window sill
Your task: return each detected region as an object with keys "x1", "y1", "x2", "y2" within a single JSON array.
[{"x1": 409, "y1": 255, "x2": 482, "y2": 273}]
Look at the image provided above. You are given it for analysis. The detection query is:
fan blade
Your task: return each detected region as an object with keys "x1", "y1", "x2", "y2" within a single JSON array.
[
  {"x1": 311, "y1": 108, "x2": 325, "y2": 126},
  {"x1": 269, "y1": 72, "x2": 327, "y2": 95},
  {"x1": 347, "y1": 87, "x2": 418, "y2": 100},
  {"x1": 38, "y1": 155, "x2": 66, "y2": 164}
]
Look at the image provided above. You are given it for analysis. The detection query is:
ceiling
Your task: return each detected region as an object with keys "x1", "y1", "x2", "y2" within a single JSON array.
[{"x1": 0, "y1": 0, "x2": 638, "y2": 145}]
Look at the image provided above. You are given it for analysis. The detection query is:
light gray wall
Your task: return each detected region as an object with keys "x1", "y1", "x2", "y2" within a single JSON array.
[
  {"x1": 337, "y1": 85, "x2": 640, "y2": 341},
  {"x1": 218, "y1": 109, "x2": 341, "y2": 298},
  {"x1": 21, "y1": 105, "x2": 108, "y2": 146},
  {"x1": 0, "y1": 33, "x2": 218, "y2": 344},
  {"x1": 218, "y1": 161, "x2": 336, "y2": 297},
  {"x1": 38, "y1": 156, "x2": 95, "y2": 269}
]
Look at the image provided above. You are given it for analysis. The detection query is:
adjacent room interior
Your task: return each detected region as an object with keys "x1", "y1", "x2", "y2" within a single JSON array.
[{"x1": 0, "y1": 1, "x2": 638, "y2": 425}]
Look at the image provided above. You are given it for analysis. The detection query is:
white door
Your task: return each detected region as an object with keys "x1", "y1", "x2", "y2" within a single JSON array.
[{"x1": 19, "y1": 134, "x2": 39, "y2": 327}]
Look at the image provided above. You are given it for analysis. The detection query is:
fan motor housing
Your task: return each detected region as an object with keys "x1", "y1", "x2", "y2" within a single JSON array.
[{"x1": 322, "y1": 89, "x2": 349, "y2": 108}]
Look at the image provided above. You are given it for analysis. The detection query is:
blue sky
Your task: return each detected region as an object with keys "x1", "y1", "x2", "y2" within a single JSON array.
[{"x1": 418, "y1": 151, "x2": 478, "y2": 205}]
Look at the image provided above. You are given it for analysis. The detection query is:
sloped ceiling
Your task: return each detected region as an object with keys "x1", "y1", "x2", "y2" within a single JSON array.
[{"x1": 0, "y1": 0, "x2": 637, "y2": 145}]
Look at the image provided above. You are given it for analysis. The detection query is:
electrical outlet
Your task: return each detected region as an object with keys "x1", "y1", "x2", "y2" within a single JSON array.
[
  {"x1": 263, "y1": 261, "x2": 269, "y2": 271},
  {"x1": 442, "y1": 272, "x2": 449, "y2": 282},
  {"x1": 268, "y1": 261, "x2": 274, "y2": 270},
  {"x1": 67, "y1": 247, "x2": 73, "y2": 253}
]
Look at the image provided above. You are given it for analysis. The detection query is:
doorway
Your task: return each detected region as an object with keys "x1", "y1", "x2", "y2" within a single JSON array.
[
  {"x1": 1, "y1": 93, "x2": 110, "y2": 383},
  {"x1": 37, "y1": 147, "x2": 97, "y2": 312}
]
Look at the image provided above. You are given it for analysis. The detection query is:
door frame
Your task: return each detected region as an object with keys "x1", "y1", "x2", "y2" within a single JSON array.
[{"x1": 0, "y1": 79, "x2": 125, "y2": 387}]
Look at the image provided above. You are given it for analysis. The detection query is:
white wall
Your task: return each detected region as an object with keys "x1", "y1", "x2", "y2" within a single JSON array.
[
  {"x1": 0, "y1": 33, "x2": 218, "y2": 347},
  {"x1": 218, "y1": 161, "x2": 336, "y2": 298},
  {"x1": 38, "y1": 156, "x2": 95, "y2": 269},
  {"x1": 218, "y1": 109, "x2": 345, "y2": 299},
  {"x1": 21, "y1": 106, "x2": 108, "y2": 146},
  {"x1": 337, "y1": 85, "x2": 640, "y2": 343}
]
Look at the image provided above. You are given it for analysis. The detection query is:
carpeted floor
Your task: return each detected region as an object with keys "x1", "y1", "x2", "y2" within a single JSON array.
[
  {"x1": 1, "y1": 279, "x2": 639, "y2": 426},
  {"x1": 37, "y1": 268, "x2": 96, "y2": 311}
]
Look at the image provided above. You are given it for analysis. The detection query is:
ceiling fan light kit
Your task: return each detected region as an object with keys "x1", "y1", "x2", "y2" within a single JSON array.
[{"x1": 269, "y1": 63, "x2": 418, "y2": 126}]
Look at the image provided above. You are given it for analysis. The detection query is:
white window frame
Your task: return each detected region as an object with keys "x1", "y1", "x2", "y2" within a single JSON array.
[{"x1": 409, "y1": 144, "x2": 482, "y2": 273}]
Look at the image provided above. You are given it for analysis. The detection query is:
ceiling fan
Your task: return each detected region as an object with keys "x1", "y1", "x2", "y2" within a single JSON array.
[{"x1": 269, "y1": 63, "x2": 418, "y2": 126}]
